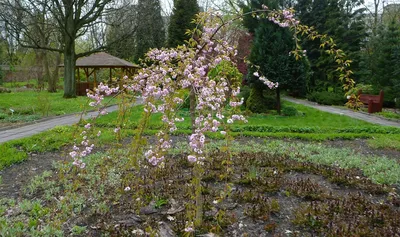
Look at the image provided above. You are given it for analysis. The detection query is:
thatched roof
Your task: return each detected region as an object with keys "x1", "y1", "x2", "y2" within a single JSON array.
[{"x1": 60, "y1": 52, "x2": 140, "y2": 68}]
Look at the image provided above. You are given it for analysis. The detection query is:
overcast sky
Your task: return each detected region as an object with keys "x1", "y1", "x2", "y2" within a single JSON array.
[{"x1": 160, "y1": 0, "x2": 400, "y2": 16}]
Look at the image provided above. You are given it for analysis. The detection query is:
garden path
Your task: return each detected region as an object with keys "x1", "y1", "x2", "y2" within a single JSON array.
[
  {"x1": 0, "y1": 97, "x2": 143, "y2": 144},
  {"x1": 0, "y1": 105, "x2": 118, "y2": 143},
  {"x1": 283, "y1": 96, "x2": 400, "y2": 128}
]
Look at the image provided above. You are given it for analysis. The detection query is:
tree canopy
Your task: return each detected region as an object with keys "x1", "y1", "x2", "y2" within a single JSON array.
[
  {"x1": 134, "y1": 0, "x2": 165, "y2": 62},
  {"x1": 167, "y1": 0, "x2": 200, "y2": 48}
]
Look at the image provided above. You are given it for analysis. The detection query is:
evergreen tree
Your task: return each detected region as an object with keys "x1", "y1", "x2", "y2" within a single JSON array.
[
  {"x1": 375, "y1": 20, "x2": 400, "y2": 106},
  {"x1": 134, "y1": 0, "x2": 165, "y2": 62},
  {"x1": 295, "y1": 0, "x2": 367, "y2": 92},
  {"x1": 243, "y1": 0, "x2": 311, "y2": 114},
  {"x1": 167, "y1": 0, "x2": 200, "y2": 48}
]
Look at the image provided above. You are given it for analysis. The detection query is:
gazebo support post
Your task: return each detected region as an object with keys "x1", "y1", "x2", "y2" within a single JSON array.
[
  {"x1": 94, "y1": 69, "x2": 97, "y2": 88},
  {"x1": 109, "y1": 68, "x2": 112, "y2": 85},
  {"x1": 77, "y1": 68, "x2": 81, "y2": 83}
]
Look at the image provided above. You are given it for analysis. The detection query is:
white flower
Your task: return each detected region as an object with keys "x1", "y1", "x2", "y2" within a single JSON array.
[
  {"x1": 184, "y1": 226, "x2": 194, "y2": 233},
  {"x1": 347, "y1": 95, "x2": 351, "y2": 100},
  {"x1": 213, "y1": 200, "x2": 219, "y2": 204},
  {"x1": 131, "y1": 229, "x2": 144, "y2": 235},
  {"x1": 167, "y1": 215, "x2": 175, "y2": 221},
  {"x1": 124, "y1": 186, "x2": 131, "y2": 192}
]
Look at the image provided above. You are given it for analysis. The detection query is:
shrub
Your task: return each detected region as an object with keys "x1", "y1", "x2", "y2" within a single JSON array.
[
  {"x1": 0, "y1": 67, "x2": 3, "y2": 85},
  {"x1": 307, "y1": 91, "x2": 346, "y2": 105},
  {"x1": 282, "y1": 106, "x2": 298, "y2": 116},
  {"x1": 395, "y1": 97, "x2": 400, "y2": 109},
  {"x1": 0, "y1": 87, "x2": 11, "y2": 93},
  {"x1": 247, "y1": 87, "x2": 270, "y2": 113},
  {"x1": 236, "y1": 85, "x2": 249, "y2": 107}
]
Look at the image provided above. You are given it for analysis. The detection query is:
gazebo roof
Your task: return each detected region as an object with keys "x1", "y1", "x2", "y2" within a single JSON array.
[{"x1": 73, "y1": 52, "x2": 139, "y2": 68}]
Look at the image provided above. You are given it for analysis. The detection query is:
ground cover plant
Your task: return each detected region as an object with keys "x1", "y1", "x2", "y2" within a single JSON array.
[{"x1": 0, "y1": 140, "x2": 399, "y2": 236}]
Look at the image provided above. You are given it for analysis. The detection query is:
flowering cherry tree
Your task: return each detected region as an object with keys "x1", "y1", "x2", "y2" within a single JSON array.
[{"x1": 70, "y1": 6, "x2": 358, "y2": 233}]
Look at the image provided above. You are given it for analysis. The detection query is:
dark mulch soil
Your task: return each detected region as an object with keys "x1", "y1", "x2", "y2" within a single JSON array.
[
  {"x1": 0, "y1": 150, "x2": 68, "y2": 199},
  {"x1": 1, "y1": 138, "x2": 400, "y2": 236}
]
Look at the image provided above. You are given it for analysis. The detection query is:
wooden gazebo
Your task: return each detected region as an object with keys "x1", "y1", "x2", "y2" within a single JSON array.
[{"x1": 70, "y1": 52, "x2": 140, "y2": 95}]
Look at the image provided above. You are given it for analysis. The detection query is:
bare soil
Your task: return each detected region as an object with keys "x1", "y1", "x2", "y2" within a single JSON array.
[{"x1": 1, "y1": 138, "x2": 399, "y2": 236}]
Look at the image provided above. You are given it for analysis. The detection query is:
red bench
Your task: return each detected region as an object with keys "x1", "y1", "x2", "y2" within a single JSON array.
[{"x1": 357, "y1": 90, "x2": 384, "y2": 113}]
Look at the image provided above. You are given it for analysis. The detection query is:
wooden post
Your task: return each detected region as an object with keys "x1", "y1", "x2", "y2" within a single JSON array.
[
  {"x1": 94, "y1": 69, "x2": 97, "y2": 88},
  {"x1": 77, "y1": 68, "x2": 81, "y2": 83},
  {"x1": 84, "y1": 68, "x2": 89, "y2": 81},
  {"x1": 109, "y1": 68, "x2": 112, "y2": 84}
]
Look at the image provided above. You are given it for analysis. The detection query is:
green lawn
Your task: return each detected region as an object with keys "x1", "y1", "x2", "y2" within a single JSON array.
[
  {"x1": 0, "y1": 90, "x2": 116, "y2": 123},
  {"x1": 94, "y1": 101, "x2": 400, "y2": 138},
  {"x1": 1, "y1": 100, "x2": 399, "y2": 171}
]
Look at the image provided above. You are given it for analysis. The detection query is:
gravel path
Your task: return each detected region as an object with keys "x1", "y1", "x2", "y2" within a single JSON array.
[
  {"x1": 284, "y1": 96, "x2": 400, "y2": 127},
  {"x1": 0, "y1": 105, "x2": 119, "y2": 143},
  {"x1": 0, "y1": 97, "x2": 144, "y2": 144}
]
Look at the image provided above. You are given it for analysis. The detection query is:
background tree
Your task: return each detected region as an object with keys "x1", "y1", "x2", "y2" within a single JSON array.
[
  {"x1": 0, "y1": 0, "x2": 134, "y2": 97},
  {"x1": 134, "y1": 0, "x2": 165, "y2": 62},
  {"x1": 167, "y1": 0, "x2": 200, "y2": 47},
  {"x1": 106, "y1": 5, "x2": 138, "y2": 60},
  {"x1": 295, "y1": 0, "x2": 367, "y2": 93},
  {"x1": 371, "y1": 20, "x2": 400, "y2": 107},
  {"x1": 243, "y1": 0, "x2": 311, "y2": 114}
]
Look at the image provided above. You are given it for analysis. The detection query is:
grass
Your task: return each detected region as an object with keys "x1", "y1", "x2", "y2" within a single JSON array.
[
  {"x1": 0, "y1": 125, "x2": 119, "y2": 170},
  {"x1": 1, "y1": 100, "x2": 399, "y2": 171},
  {"x1": 94, "y1": 101, "x2": 400, "y2": 142},
  {"x1": 0, "y1": 90, "x2": 117, "y2": 122},
  {"x1": 377, "y1": 110, "x2": 400, "y2": 120}
]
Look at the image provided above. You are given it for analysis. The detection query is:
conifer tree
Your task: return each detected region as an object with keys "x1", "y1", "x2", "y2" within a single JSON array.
[
  {"x1": 167, "y1": 0, "x2": 200, "y2": 48},
  {"x1": 243, "y1": 0, "x2": 311, "y2": 114},
  {"x1": 134, "y1": 0, "x2": 165, "y2": 62},
  {"x1": 375, "y1": 20, "x2": 400, "y2": 106},
  {"x1": 295, "y1": 0, "x2": 367, "y2": 91}
]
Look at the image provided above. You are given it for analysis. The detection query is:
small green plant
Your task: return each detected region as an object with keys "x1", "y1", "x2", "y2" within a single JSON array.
[
  {"x1": 282, "y1": 106, "x2": 298, "y2": 116},
  {"x1": 37, "y1": 92, "x2": 51, "y2": 117},
  {"x1": 154, "y1": 198, "x2": 168, "y2": 209},
  {"x1": 71, "y1": 225, "x2": 87, "y2": 235}
]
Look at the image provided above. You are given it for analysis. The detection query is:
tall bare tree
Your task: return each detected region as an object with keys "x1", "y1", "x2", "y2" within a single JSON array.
[{"x1": 0, "y1": 0, "x2": 132, "y2": 97}]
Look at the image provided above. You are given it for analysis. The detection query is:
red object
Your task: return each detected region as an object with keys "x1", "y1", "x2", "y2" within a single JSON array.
[
  {"x1": 236, "y1": 32, "x2": 254, "y2": 80},
  {"x1": 358, "y1": 90, "x2": 384, "y2": 113}
]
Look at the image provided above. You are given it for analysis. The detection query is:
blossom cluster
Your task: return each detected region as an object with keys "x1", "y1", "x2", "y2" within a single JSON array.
[
  {"x1": 267, "y1": 8, "x2": 299, "y2": 28},
  {"x1": 72, "y1": 9, "x2": 289, "y2": 168},
  {"x1": 253, "y1": 72, "x2": 279, "y2": 89},
  {"x1": 69, "y1": 124, "x2": 96, "y2": 169},
  {"x1": 106, "y1": 11, "x2": 248, "y2": 165},
  {"x1": 69, "y1": 84, "x2": 119, "y2": 169}
]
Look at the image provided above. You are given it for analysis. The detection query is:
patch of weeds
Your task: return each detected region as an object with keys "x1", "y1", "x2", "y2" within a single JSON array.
[
  {"x1": 4, "y1": 114, "x2": 41, "y2": 123},
  {"x1": 285, "y1": 178, "x2": 329, "y2": 201},
  {"x1": 71, "y1": 225, "x2": 87, "y2": 235},
  {"x1": 368, "y1": 134, "x2": 400, "y2": 151},
  {"x1": 194, "y1": 140, "x2": 400, "y2": 185},
  {"x1": 0, "y1": 144, "x2": 27, "y2": 170},
  {"x1": 24, "y1": 170, "x2": 54, "y2": 196},
  {"x1": 154, "y1": 198, "x2": 168, "y2": 209},
  {"x1": 293, "y1": 193, "x2": 400, "y2": 236},
  {"x1": 244, "y1": 196, "x2": 280, "y2": 220}
]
